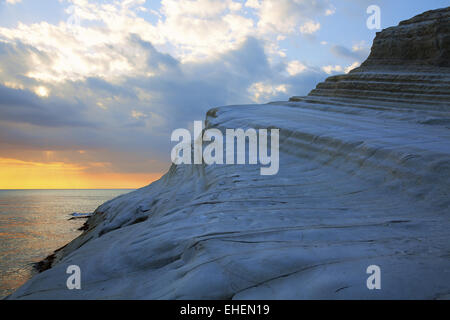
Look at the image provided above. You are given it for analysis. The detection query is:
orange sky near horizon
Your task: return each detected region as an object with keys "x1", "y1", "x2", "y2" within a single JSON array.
[{"x1": 0, "y1": 157, "x2": 163, "y2": 189}]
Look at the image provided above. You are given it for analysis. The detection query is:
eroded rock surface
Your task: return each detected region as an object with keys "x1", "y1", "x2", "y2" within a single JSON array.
[{"x1": 8, "y1": 8, "x2": 450, "y2": 299}]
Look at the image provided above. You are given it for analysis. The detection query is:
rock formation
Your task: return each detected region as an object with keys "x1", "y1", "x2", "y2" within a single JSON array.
[{"x1": 8, "y1": 7, "x2": 450, "y2": 299}]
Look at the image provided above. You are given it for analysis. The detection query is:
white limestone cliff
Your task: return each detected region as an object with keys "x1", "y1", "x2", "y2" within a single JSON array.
[{"x1": 8, "y1": 7, "x2": 450, "y2": 299}]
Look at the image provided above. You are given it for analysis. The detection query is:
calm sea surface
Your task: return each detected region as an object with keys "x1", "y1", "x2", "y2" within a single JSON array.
[{"x1": 0, "y1": 189, "x2": 132, "y2": 298}]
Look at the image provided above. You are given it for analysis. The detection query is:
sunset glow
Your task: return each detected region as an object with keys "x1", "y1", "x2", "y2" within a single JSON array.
[{"x1": 0, "y1": 158, "x2": 162, "y2": 189}]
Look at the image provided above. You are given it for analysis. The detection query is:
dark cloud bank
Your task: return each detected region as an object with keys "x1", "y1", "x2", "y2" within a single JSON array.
[{"x1": 0, "y1": 36, "x2": 326, "y2": 174}]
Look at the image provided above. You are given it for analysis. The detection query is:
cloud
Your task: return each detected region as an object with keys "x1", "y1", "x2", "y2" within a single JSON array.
[
  {"x1": 0, "y1": 84, "x2": 93, "y2": 127},
  {"x1": 286, "y1": 60, "x2": 308, "y2": 76},
  {"x1": 321, "y1": 61, "x2": 361, "y2": 74},
  {"x1": 252, "y1": 0, "x2": 332, "y2": 35},
  {"x1": 248, "y1": 82, "x2": 287, "y2": 102},
  {"x1": 0, "y1": 156, "x2": 163, "y2": 189},
  {"x1": 299, "y1": 20, "x2": 321, "y2": 34},
  {"x1": 0, "y1": 0, "x2": 336, "y2": 79},
  {"x1": 345, "y1": 61, "x2": 361, "y2": 73},
  {"x1": 351, "y1": 41, "x2": 370, "y2": 57},
  {"x1": 0, "y1": 34, "x2": 326, "y2": 175},
  {"x1": 34, "y1": 86, "x2": 49, "y2": 97},
  {"x1": 326, "y1": 41, "x2": 368, "y2": 75},
  {"x1": 330, "y1": 43, "x2": 370, "y2": 61},
  {"x1": 245, "y1": 0, "x2": 261, "y2": 9},
  {"x1": 325, "y1": 5, "x2": 336, "y2": 16},
  {"x1": 321, "y1": 64, "x2": 343, "y2": 74},
  {"x1": 0, "y1": 0, "x2": 334, "y2": 181}
]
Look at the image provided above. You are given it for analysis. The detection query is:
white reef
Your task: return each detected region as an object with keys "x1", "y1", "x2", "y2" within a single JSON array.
[{"x1": 8, "y1": 8, "x2": 450, "y2": 299}]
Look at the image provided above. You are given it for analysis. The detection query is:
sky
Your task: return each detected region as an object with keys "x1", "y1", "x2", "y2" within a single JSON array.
[{"x1": 0, "y1": 0, "x2": 448, "y2": 189}]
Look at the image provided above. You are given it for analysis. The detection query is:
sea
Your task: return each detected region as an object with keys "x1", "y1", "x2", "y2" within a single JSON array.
[{"x1": 0, "y1": 189, "x2": 133, "y2": 298}]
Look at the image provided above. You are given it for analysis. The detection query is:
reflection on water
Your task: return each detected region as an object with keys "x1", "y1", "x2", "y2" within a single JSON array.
[{"x1": 0, "y1": 189, "x2": 132, "y2": 298}]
